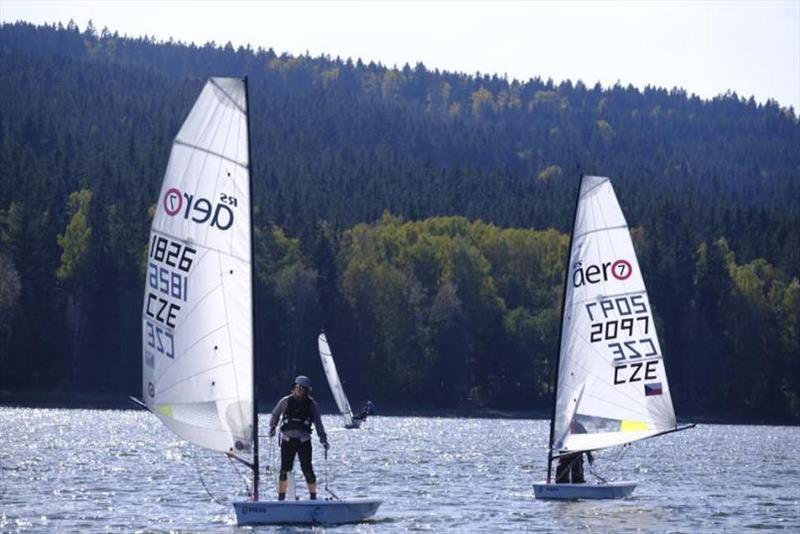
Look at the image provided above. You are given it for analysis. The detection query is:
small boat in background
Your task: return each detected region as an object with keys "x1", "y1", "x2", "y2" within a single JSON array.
[{"x1": 318, "y1": 332, "x2": 361, "y2": 429}]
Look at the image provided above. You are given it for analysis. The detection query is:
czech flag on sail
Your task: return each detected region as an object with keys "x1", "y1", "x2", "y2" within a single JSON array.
[{"x1": 644, "y1": 382, "x2": 663, "y2": 396}]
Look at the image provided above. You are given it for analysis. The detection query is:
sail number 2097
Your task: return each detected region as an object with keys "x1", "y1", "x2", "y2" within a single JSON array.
[
  {"x1": 586, "y1": 295, "x2": 649, "y2": 343},
  {"x1": 589, "y1": 317, "x2": 650, "y2": 342}
]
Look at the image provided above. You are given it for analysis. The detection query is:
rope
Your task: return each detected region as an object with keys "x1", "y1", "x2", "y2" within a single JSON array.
[
  {"x1": 269, "y1": 433, "x2": 277, "y2": 494},
  {"x1": 225, "y1": 453, "x2": 253, "y2": 497},
  {"x1": 189, "y1": 451, "x2": 231, "y2": 507},
  {"x1": 324, "y1": 447, "x2": 341, "y2": 500},
  {"x1": 198, "y1": 472, "x2": 230, "y2": 506},
  {"x1": 588, "y1": 464, "x2": 608, "y2": 483},
  {"x1": 587, "y1": 445, "x2": 629, "y2": 482}
]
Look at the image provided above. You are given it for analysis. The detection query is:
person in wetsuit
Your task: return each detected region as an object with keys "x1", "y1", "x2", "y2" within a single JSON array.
[
  {"x1": 268, "y1": 375, "x2": 329, "y2": 500},
  {"x1": 353, "y1": 400, "x2": 375, "y2": 421},
  {"x1": 555, "y1": 420, "x2": 594, "y2": 483},
  {"x1": 555, "y1": 451, "x2": 594, "y2": 483}
]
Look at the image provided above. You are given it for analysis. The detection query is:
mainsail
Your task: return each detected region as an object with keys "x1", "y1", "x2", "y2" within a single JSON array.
[
  {"x1": 141, "y1": 77, "x2": 381, "y2": 523},
  {"x1": 552, "y1": 175, "x2": 676, "y2": 455},
  {"x1": 318, "y1": 333, "x2": 356, "y2": 427},
  {"x1": 142, "y1": 78, "x2": 253, "y2": 456}
]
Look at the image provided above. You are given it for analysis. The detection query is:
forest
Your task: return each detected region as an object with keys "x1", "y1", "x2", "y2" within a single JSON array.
[{"x1": 0, "y1": 21, "x2": 798, "y2": 422}]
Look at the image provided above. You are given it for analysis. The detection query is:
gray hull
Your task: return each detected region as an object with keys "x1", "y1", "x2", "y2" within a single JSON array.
[
  {"x1": 533, "y1": 481, "x2": 637, "y2": 500},
  {"x1": 233, "y1": 498, "x2": 381, "y2": 525}
]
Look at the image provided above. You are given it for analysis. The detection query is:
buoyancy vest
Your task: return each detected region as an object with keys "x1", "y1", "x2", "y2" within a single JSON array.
[{"x1": 280, "y1": 395, "x2": 314, "y2": 434}]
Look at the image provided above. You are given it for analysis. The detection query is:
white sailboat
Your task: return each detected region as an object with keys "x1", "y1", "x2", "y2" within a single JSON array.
[
  {"x1": 318, "y1": 332, "x2": 360, "y2": 429},
  {"x1": 533, "y1": 175, "x2": 694, "y2": 500},
  {"x1": 140, "y1": 77, "x2": 381, "y2": 524}
]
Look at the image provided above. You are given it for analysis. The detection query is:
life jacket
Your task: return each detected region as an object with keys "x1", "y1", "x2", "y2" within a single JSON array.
[{"x1": 280, "y1": 395, "x2": 314, "y2": 434}]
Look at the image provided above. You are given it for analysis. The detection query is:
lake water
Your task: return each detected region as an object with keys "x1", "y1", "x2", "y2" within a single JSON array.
[{"x1": 1, "y1": 407, "x2": 798, "y2": 532}]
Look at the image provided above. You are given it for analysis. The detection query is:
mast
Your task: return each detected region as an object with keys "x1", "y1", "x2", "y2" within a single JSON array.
[
  {"x1": 545, "y1": 173, "x2": 584, "y2": 483},
  {"x1": 244, "y1": 75, "x2": 259, "y2": 501}
]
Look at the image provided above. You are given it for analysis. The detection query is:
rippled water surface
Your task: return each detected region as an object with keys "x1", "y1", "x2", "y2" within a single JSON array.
[{"x1": 1, "y1": 407, "x2": 798, "y2": 532}]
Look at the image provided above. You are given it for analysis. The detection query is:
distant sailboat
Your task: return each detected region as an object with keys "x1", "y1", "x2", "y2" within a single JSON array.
[
  {"x1": 140, "y1": 77, "x2": 380, "y2": 524},
  {"x1": 318, "y1": 332, "x2": 360, "y2": 429},
  {"x1": 533, "y1": 175, "x2": 694, "y2": 500}
]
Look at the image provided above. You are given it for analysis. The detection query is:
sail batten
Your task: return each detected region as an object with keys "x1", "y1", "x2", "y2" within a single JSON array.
[
  {"x1": 573, "y1": 224, "x2": 629, "y2": 240},
  {"x1": 552, "y1": 175, "x2": 676, "y2": 455},
  {"x1": 209, "y1": 78, "x2": 248, "y2": 113},
  {"x1": 143, "y1": 78, "x2": 253, "y2": 455},
  {"x1": 174, "y1": 139, "x2": 249, "y2": 168},
  {"x1": 571, "y1": 289, "x2": 649, "y2": 305}
]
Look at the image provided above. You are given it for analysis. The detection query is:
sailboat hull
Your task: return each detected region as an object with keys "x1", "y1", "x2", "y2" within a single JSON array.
[
  {"x1": 233, "y1": 498, "x2": 382, "y2": 525},
  {"x1": 533, "y1": 481, "x2": 636, "y2": 500}
]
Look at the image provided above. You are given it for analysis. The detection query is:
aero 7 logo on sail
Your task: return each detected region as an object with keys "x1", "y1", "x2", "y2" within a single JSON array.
[
  {"x1": 572, "y1": 258, "x2": 633, "y2": 288},
  {"x1": 163, "y1": 187, "x2": 238, "y2": 230}
]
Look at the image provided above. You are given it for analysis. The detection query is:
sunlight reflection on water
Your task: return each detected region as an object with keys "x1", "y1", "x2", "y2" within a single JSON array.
[{"x1": 1, "y1": 407, "x2": 798, "y2": 532}]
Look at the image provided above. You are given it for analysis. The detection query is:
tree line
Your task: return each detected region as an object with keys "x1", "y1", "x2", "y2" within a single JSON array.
[{"x1": 0, "y1": 21, "x2": 797, "y2": 421}]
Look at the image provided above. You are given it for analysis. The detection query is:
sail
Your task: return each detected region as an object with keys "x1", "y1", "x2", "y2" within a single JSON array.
[
  {"x1": 318, "y1": 333, "x2": 355, "y2": 426},
  {"x1": 553, "y1": 176, "x2": 676, "y2": 454},
  {"x1": 142, "y1": 78, "x2": 253, "y2": 455}
]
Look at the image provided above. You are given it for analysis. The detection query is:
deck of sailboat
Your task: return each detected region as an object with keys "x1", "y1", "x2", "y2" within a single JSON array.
[
  {"x1": 233, "y1": 497, "x2": 382, "y2": 525},
  {"x1": 533, "y1": 481, "x2": 637, "y2": 500}
]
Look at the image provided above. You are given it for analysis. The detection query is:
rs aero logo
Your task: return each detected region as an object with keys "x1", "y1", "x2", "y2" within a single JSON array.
[
  {"x1": 572, "y1": 259, "x2": 633, "y2": 288},
  {"x1": 163, "y1": 188, "x2": 238, "y2": 231}
]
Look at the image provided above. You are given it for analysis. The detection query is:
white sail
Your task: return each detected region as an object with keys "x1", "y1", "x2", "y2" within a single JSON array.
[
  {"x1": 318, "y1": 333, "x2": 355, "y2": 426},
  {"x1": 553, "y1": 175, "x2": 676, "y2": 454},
  {"x1": 142, "y1": 78, "x2": 253, "y2": 455}
]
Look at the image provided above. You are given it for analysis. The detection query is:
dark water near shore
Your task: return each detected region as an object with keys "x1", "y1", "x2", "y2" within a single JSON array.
[{"x1": 1, "y1": 407, "x2": 798, "y2": 532}]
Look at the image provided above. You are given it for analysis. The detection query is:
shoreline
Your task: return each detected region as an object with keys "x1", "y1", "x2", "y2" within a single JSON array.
[
  {"x1": 1, "y1": 389, "x2": 797, "y2": 426},
  {"x1": 0, "y1": 389, "x2": 546, "y2": 420}
]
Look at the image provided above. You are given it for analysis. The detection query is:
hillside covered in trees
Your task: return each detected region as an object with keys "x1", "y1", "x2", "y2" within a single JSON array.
[{"x1": 0, "y1": 21, "x2": 798, "y2": 422}]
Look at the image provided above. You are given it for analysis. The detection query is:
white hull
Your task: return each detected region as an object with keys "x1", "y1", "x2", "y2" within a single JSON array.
[
  {"x1": 533, "y1": 481, "x2": 636, "y2": 500},
  {"x1": 233, "y1": 498, "x2": 381, "y2": 525}
]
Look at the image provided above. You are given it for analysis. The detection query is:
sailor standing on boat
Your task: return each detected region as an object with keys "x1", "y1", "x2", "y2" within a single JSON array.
[{"x1": 269, "y1": 375, "x2": 329, "y2": 500}]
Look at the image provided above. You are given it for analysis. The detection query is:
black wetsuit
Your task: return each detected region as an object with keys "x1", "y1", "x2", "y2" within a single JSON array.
[{"x1": 269, "y1": 394, "x2": 327, "y2": 484}]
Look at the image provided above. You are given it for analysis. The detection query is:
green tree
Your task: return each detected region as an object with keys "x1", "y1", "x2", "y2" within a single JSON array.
[
  {"x1": 780, "y1": 279, "x2": 800, "y2": 417},
  {"x1": 56, "y1": 189, "x2": 93, "y2": 388},
  {"x1": 274, "y1": 262, "x2": 320, "y2": 378}
]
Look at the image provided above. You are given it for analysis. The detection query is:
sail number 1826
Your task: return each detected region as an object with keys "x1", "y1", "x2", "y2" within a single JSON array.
[{"x1": 149, "y1": 235, "x2": 197, "y2": 272}]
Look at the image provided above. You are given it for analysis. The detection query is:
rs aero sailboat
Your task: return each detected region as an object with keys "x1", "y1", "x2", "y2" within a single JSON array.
[
  {"x1": 138, "y1": 77, "x2": 381, "y2": 524},
  {"x1": 318, "y1": 332, "x2": 361, "y2": 429},
  {"x1": 533, "y1": 175, "x2": 694, "y2": 500}
]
